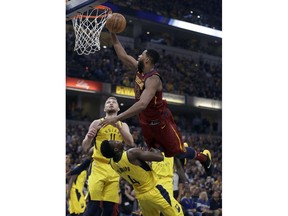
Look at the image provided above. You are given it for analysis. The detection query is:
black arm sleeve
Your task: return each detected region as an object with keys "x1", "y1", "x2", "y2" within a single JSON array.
[{"x1": 70, "y1": 159, "x2": 92, "y2": 175}]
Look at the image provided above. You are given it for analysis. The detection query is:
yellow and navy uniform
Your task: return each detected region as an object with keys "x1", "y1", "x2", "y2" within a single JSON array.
[
  {"x1": 87, "y1": 118, "x2": 123, "y2": 203},
  {"x1": 152, "y1": 153, "x2": 174, "y2": 195},
  {"x1": 110, "y1": 151, "x2": 183, "y2": 216},
  {"x1": 68, "y1": 165, "x2": 87, "y2": 214}
]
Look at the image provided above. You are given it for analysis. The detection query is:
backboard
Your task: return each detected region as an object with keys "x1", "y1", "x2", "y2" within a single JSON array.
[{"x1": 66, "y1": 0, "x2": 108, "y2": 19}]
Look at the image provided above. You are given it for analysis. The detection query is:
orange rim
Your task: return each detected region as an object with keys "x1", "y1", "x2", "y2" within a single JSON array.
[{"x1": 73, "y1": 5, "x2": 112, "y2": 19}]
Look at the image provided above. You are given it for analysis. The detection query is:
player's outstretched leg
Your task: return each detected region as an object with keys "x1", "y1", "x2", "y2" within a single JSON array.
[
  {"x1": 201, "y1": 149, "x2": 213, "y2": 176},
  {"x1": 176, "y1": 147, "x2": 213, "y2": 176}
]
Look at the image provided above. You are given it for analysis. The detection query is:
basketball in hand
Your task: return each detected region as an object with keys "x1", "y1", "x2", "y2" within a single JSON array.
[{"x1": 106, "y1": 13, "x2": 126, "y2": 33}]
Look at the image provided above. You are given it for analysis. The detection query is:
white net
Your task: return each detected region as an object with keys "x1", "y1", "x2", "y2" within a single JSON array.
[{"x1": 72, "y1": 5, "x2": 112, "y2": 55}]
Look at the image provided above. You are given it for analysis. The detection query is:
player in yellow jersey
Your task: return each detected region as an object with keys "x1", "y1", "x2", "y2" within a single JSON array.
[
  {"x1": 101, "y1": 140, "x2": 184, "y2": 216},
  {"x1": 81, "y1": 97, "x2": 134, "y2": 216},
  {"x1": 67, "y1": 162, "x2": 87, "y2": 216},
  {"x1": 151, "y1": 142, "x2": 189, "y2": 198},
  {"x1": 151, "y1": 153, "x2": 174, "y2": 195},
  {"x1": 152, "y1": 153, "x2": 188, "y2": 215}
]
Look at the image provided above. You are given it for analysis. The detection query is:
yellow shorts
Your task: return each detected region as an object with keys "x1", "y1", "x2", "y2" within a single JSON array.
[
  {"x1": 137, "y1": 184, "x2": 183, "y2": 216},
  {"x1": 87, "y1": 160, "x2": 120, "y2": 203}
]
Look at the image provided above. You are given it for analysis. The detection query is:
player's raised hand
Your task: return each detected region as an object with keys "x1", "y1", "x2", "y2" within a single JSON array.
[
  {"x1": 100, "y1": 116, "x2": 118, "y2": 127},
  {"x1": 112, "y1": 121, "x2": 122, "y2": 130},
  {"x1": 87, "y1": 122, "x2": 103, "y2": 138},
  {"x1": 87, "y1": 127, "x2": 97, "y2": 138}
]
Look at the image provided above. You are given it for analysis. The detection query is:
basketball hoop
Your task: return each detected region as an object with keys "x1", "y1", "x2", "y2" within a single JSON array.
[{"x1": 72, "y1": 5, "x2": 112, "y2": 55}]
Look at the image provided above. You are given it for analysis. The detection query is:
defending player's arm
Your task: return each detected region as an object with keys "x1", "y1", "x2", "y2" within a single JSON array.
[
  {"x1": 117, "y1": 75, "x2": 161, "y2": 121},
  {"x1": 67, "y1": 174, "x2": 77, "y2": 200},
  {"x1": 128, "y1": 147, "x2": 164, "y2": 163},
  {"x1": 174, "y1": 157, "x2": 188, "y2": 184},
  {"x1": 69, "y1": 159, "x2": 91, "y2": 175},
  {"x1": 82, "y1": 120, "x2": 102, "y2": 153},
  {"x1": 110, "y1": 33, "x2": 137, "y2": 71},
  {"x1": 102, "y1": 75, "x2": 161, "y2": 126},
  {"x1": 177, "y1": 182, "x2": 185, "y2": 202},
  {"x1": 68, "y1": 147, "x2": 93, "y2": 176},
  {"x1": 114, "y1": 121, "x2": 135, "y2": 147}
]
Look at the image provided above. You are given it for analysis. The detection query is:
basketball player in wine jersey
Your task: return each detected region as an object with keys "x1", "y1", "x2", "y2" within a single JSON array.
[{"x1": 101, "y1": 33, "x2": 213, "y2": 176}]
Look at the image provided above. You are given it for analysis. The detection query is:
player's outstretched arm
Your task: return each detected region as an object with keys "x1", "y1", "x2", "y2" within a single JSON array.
[
  {"x1": 128, "y1": 148, "x2": 164, "y2": 163},
  {"x1": 115, "y1": 75, "x2": 161, "y2": 122},
  {"x1": 67, "y1": 147, "x2": 93, "y2": 176},
  {"x1": 174, "y1": 157, "x2": 188, "y2": 184},
  {"x1": 68, "y1": 159, "x2": 92, "y2": 176},
  {"x1": 100, "y1": 75, "x2": 162, "y2": 127},
  {"x1": 110, "y1": 33, "x2": 137, "y2": 71}
]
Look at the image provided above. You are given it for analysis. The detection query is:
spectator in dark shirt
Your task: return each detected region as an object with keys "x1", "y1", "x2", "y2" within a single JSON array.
[
  {"x1": 119, "y1": 180, "x2": 136, "y2": 216},
  {"x1": 209, "y1": 191, "x2": 222, "y2": 216}
]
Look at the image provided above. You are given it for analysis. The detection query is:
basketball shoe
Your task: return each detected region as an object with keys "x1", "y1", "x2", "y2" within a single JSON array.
[{"x1": 202, "y1": 149, "x2": 213, "y2": 176}]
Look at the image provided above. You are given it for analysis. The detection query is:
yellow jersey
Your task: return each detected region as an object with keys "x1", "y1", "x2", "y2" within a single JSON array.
[
  {"x1": 92, "y1": 119, "x2": 123, "y2": 163},
  {"x1": 152, "y1": 153, "x2": 174, "y2": 178},
  {"x1": 68, "y1": 165, "x2": 87, "y2": 214},
  {"x1": 110, "y1": 151, "x2": 158, "y2": 194},
  {"x1": 151, "y1": 153, "x2": 174, "y2": 194},
  {"x1": 72, "y1": 168, "x2": 87, "y2": 191}
]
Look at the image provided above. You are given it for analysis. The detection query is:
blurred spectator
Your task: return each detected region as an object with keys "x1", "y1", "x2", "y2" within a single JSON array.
[
  {"x1": 190, "y1": 185, "x2": 200, "y2": 203},
  {"x1": 204, "y1": 176, "x2": 214, "y2": 198},
  {"x1": 209, "y1": 191, "x2": 222, "y2": 216},
  {"x1": 66, "y1": 153, "x2": 72, "y2": 176},
  {"x1": 173, "y1": 166, "x2": 180, "y2": 200},
  {"x1": 119, "y1": 180, "x2": 136, "y2": 216},
  {"x1": 180, "y1": 189, "x2": 198, "y2": 216},
  {"x1": 122, "y1": 75, "x2": 131, "y2": 87},
  {"x1": 195, "y1": 191, "x2": 211, "y2": 215}
]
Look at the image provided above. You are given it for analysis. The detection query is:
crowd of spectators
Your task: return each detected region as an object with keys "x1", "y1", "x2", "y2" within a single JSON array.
[
  {"x1": 110, "y1": 0, "x2": 222, "y2": 30},
  {"x1": 138, "y1": 32, "x2": 222, "y2": 57},
  {"x1": 66, "y1": 101, "x2": 221, "y2": 136},
  {"x1": 67, "y1": 31, "x2": 222, "y2": 100}
]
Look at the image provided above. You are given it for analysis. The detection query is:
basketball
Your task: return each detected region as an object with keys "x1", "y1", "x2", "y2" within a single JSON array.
[{"x1": 106, "y1": 13, "x2": 126, "y2": 33}]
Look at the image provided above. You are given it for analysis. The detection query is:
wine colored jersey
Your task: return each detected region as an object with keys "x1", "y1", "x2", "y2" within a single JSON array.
[
  {"x1": 134, "y1": 70, "x2": 167, "y2": 123},
  {"x1": 134, "y1": 70, "x2": 186, "y2": 157}
]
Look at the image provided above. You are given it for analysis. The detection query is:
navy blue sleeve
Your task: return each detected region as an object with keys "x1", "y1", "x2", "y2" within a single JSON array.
[{"x1": 70, "y1": 159, "x2": 92, "y2": 175}]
